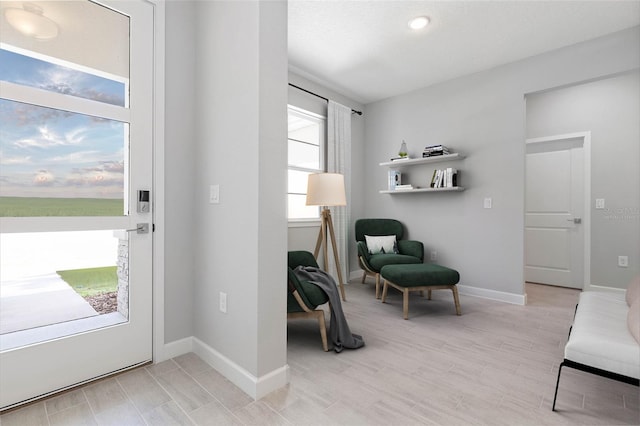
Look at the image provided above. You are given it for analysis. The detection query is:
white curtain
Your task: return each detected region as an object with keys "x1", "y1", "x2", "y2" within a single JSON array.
[{"x1": 327, "y1": 101, "x2": 351, "y2": 283}]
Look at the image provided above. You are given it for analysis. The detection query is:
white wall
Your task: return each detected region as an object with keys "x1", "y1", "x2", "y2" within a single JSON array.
[
  {"x1": 362, "y1": 26, "x2": 639, "y2": 299},
  {"x1": 191, "y1": 0, "x2": 288, "y2": 397},
  {"x1": 526, "y1": 71, "x2": 640, "y2": 289}
]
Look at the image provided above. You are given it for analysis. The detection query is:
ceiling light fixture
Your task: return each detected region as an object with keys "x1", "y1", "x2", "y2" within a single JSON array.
[
  {"x1": 408, "y1": 16, "x2": 430, "y2": 30},
  {"x1": 4, "y1": 2, "x2": 59, "y2": 40}
]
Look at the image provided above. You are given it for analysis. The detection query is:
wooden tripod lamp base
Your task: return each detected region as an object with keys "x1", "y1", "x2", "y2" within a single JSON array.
[
  {"x1": 306, "y1": 173, "x2": 347, "y2": 302},
  {"x1": 314, "y1": 208, "x2": 346, "y2": 301}
]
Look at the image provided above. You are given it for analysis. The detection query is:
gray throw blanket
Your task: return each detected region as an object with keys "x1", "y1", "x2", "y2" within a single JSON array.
[{"x1": 293, "y1": 266, "x2": 365, "y2": 353}]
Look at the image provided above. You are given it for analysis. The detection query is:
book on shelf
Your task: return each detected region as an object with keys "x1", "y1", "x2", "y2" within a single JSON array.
[
  {"x1": 390, "y1": 156, "x2": 411, "y2": 161},
  {"x1": 423, "y1": 144, "x2": 451, "y2": 157},
  {"x1": 388, "y1": 170, "x2": 402, "y2": 190},
  {"x1": 394, "y1": 184, "x2": 414, "y2": 191},
  {"x1": 430, "y1": 167, "x2": 458, "y2": 188}
]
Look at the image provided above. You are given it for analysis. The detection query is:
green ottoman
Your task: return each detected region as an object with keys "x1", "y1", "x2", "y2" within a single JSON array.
[{"x1": 380, "y1": 264, "x2": 461, "y2": 320}]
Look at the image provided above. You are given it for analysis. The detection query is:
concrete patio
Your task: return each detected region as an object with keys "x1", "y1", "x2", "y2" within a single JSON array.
[{"x1": 0, "y1": 273, "x2": 98, "y2": 335}]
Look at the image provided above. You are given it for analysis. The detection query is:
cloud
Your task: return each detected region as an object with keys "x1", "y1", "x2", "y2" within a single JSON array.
[
  {"x1": 37, "y1": 67, "x2": 125, "y2": 107},
  {"x1": 34, "y1": 170, "x2": 55, "y2": 186},
  {"x1": 0, "y1": 151, "x2": 32, "y2": 165},
  {"x1": 13, "y1": 125, "x2": 87, "y2": 149},
  {"x1": 66, "y1": 161, "x2": 124, "y2": 187}
]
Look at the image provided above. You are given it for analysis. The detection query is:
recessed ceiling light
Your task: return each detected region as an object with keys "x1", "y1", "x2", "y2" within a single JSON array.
[
  {"x1": 408, "y1": 16, "x2": 430, "y2": 30},
  {"x1": 4, "y1": 2, "x2": 59, "y2": 40}
]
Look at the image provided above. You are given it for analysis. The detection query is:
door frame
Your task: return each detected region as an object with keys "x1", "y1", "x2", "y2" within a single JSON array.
[
  {"x1": 525, "y1": 131, "x2": 592, "y2": 291},
  {"x1": 149, "y1": 0, "x2": 166, "y2": 363}
]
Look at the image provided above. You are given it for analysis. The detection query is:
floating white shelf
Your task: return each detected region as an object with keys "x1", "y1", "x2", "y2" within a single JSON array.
[
  {"x1": 380, "y1": 187, "x2": 465, "y2": 194},
  {"x1": 379, "y1": 153, "x2": 465, "y2": 167}
]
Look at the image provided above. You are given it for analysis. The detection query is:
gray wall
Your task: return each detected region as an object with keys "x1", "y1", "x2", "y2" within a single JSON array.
[
  {"x1": 362, "y1": 26, "x2": 639, "y2": 297},
  {"x1": 287, "y1": 72, "x2": 365, "y2": 275},
  {"x1": 191, "y1": 0, "x2": 287, "y2": 378},
  {"x1": 164, "y1": 1, "x2": 196, "y2": 343},
  {"x1": 163, "y1": 1, "x2": 287, "y2": 379},
  {"x1": 526, "y1": 71, "x2": 640, "y2": 288}
]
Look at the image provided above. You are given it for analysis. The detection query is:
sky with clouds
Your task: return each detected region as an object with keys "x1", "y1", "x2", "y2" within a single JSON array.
[{"x1": 0, "y1": 49, "x2": 126, "y2": 199}]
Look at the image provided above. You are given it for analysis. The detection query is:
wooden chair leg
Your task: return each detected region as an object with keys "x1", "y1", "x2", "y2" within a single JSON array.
[
  {"x1": 375, "y1": 273, "x2": 381, "y2": 299},
  {"x1": 361, "y1": 271, "x2": 367, "y2": 283},
  {"x1": 381, "y1": 280, "x2": 389, "y2": 302},
  {"x1": 451, "y1": 285, "x2": 461, "y2": 315},
  {"x1": 316, "y1": 310, "x2": 329, "y2": 352},
  {"x1": 403, "y1": 288, "x2": 410, "y2": 320},
  {"x1": 427, "y1": 289, "x2": 432, "y2": 300}
]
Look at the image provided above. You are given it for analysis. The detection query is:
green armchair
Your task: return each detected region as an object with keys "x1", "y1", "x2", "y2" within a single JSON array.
[
  {"x1": 355, "y1": 218, "x2": 424, "y2": 299},
  {"x1": 287, "y1": 250, "x2": 330, "y2": 351}
]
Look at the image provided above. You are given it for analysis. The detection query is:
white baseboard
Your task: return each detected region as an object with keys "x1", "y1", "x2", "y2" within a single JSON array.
[
  {"x1": 349, "y1": 269, "x2": 525, "y2": 305},
  {"x1": 156, "y1": 337, "x2": 193, "y2": 362},
  {"x1": 349, "y1": 270, "x2": 364, "y2": 282},
  {"x1": 458, "y1": 284, "x2": 526, "y2": 305},
  {"x1": 585, "y1": 284, "x2": 626, "y2": 294},
  {"x1": 192, "y1": 337, "x2": 289, "y2": 400}
]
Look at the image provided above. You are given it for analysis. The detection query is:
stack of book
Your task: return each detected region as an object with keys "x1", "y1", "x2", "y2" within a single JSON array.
[
  {"x1": 388, "y1": 170, "x2": 402, "y2": 190},
  {"x1": 394, "y1": 184, "x2": 414, "y2": 191},
  {"x1": 423, "y1": 145, "x2": 450, "y2": 157},
  {"x1": 430, "y1": 168, "x2": 458, "y2": 188}
]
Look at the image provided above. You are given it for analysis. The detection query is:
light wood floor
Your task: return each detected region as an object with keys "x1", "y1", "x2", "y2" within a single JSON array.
[{"x1": 2, "y1": 282, "x2": 638, "y2": 425}]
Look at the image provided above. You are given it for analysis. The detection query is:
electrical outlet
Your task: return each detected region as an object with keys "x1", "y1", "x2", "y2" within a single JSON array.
[
  {"x1": 618, "y1": 256, "x2": 629, "y2": 268},
  {"x1": 483, "y1": 197, "x2": 492, "y2": 209},
  {"x1": 595, "y1": 198, "x2": 605, "y2": 209},
  {"x1": 219, "y1": 292, "x2": 227, "y2": 313},
  {"x1": 430, "y1": 251, "x2": 437, "y2": 261}
]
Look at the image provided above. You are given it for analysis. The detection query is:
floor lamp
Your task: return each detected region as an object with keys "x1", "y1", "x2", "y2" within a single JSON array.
[{"x1": 306, "y1": 173, "x2": 347, "y2": 301}]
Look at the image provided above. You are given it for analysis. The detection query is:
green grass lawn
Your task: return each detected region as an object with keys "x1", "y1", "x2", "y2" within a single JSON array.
[
  {"x1": 57, "y1": 266, "x2": 118, "y2": 297},
  {"x1": 0, "y1": 197, "x2": 124, "y2": 217}
]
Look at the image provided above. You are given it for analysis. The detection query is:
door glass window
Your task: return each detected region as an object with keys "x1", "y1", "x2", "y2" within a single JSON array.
[
  {"x1": 0, "y1": 48, "x2": 126, "y2": 107},
  {"x1": 0, "y1": 99, "x2": 127, "y2": 216}
]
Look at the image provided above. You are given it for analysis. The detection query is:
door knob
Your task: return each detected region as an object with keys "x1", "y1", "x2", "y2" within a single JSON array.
[{"x1": 126, "y1": 223, "x2": 149, "y2": 234}]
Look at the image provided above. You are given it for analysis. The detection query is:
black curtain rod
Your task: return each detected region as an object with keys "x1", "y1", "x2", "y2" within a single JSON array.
[{"x1": 289, "y1": 83, "x2": 363, "y2": 116}]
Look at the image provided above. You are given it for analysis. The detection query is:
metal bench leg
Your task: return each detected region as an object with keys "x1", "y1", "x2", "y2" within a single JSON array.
[{"x1": 552, "y1": 361, "x2": 565, "y2": 411}]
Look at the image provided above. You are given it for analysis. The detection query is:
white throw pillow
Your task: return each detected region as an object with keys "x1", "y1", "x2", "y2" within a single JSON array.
[{"x1": 365, "y1": 235, "x2": 398, "y2": 255}]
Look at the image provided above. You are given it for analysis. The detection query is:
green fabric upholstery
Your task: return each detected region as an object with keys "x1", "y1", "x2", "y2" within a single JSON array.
[
  {"x1": 355, "y1": 218, "x2": 404, "y2": 242},
  {"x1": 380, "y1": 264, "x2": 460, "y2": 288},
  {"x1": 355, "y1": 218, "x2": 424, "y2": 274},
  {"x1": 369, "y1": 253, "x2": 422, "y2": 271},
  {"x1": 288, "y1": 250, "x2": 318, "y2": 270},
  {"x1": 287, "y1": 251, "x2": 329, "y2": 313}
]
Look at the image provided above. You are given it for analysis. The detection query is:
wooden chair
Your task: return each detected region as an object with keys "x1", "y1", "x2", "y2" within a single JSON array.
[{"x1": 287, "y1": 251, "x2": 330, "y2": 351}]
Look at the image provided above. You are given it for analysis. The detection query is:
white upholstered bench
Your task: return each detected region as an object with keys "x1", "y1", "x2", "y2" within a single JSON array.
[{"x1": 552, "y1": 282, "x2": 640, "y2": 411}]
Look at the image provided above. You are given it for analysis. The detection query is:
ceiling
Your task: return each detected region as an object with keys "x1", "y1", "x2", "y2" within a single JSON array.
[{"x1": 288, "y1": 0, "x2": 640, "y2": 104}]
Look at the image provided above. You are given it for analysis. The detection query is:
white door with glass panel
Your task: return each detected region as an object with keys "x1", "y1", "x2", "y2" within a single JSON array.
[
  {"x1": 525, "y1": 135, "x2": 586, "y2": 289},
  {"x1": 0, "y1": 0, "x2": 154, "y2": 409}
]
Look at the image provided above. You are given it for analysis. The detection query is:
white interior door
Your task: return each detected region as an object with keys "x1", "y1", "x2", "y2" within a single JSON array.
[
  {"x1": 0, "y1": 0, "x2": 154, "y2": 409},
  {"x1": 525, "y1": 135, "x2": 587, "y2": 289}
]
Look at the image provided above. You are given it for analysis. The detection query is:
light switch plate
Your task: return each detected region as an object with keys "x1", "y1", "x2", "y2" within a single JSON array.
[
  {"x1": 483, "y1": 198, "x2": 492, "y2": 209},
  {"x1": 210, "y1": 184, "x2": 220, "y2": 204},
  {"x1": 595, "y1": 199, "x2": 605, "y2": 209}
]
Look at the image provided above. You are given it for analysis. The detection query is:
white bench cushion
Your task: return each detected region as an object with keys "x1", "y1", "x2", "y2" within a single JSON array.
[{"x1": 565, "y1": 291, "x2": 640, "y2": 379}]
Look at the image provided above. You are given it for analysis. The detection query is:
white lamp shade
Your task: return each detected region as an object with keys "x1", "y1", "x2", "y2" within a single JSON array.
[{"x1": 306, "y1": 173, "x2": 346, "y2": 207}]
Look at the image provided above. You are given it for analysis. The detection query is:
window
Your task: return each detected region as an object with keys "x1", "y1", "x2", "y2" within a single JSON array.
[
  {"x1": 288, "y1": 105, "x2": 325, "y2": 220},
  {"x1": 0, "y1": 45, "x2": 129, "y2": 217}
]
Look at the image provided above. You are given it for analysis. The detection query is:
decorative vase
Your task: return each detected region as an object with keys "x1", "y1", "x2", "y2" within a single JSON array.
[{"x1": 398, "y1": 140, "x2": 408, "y2": 158}]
